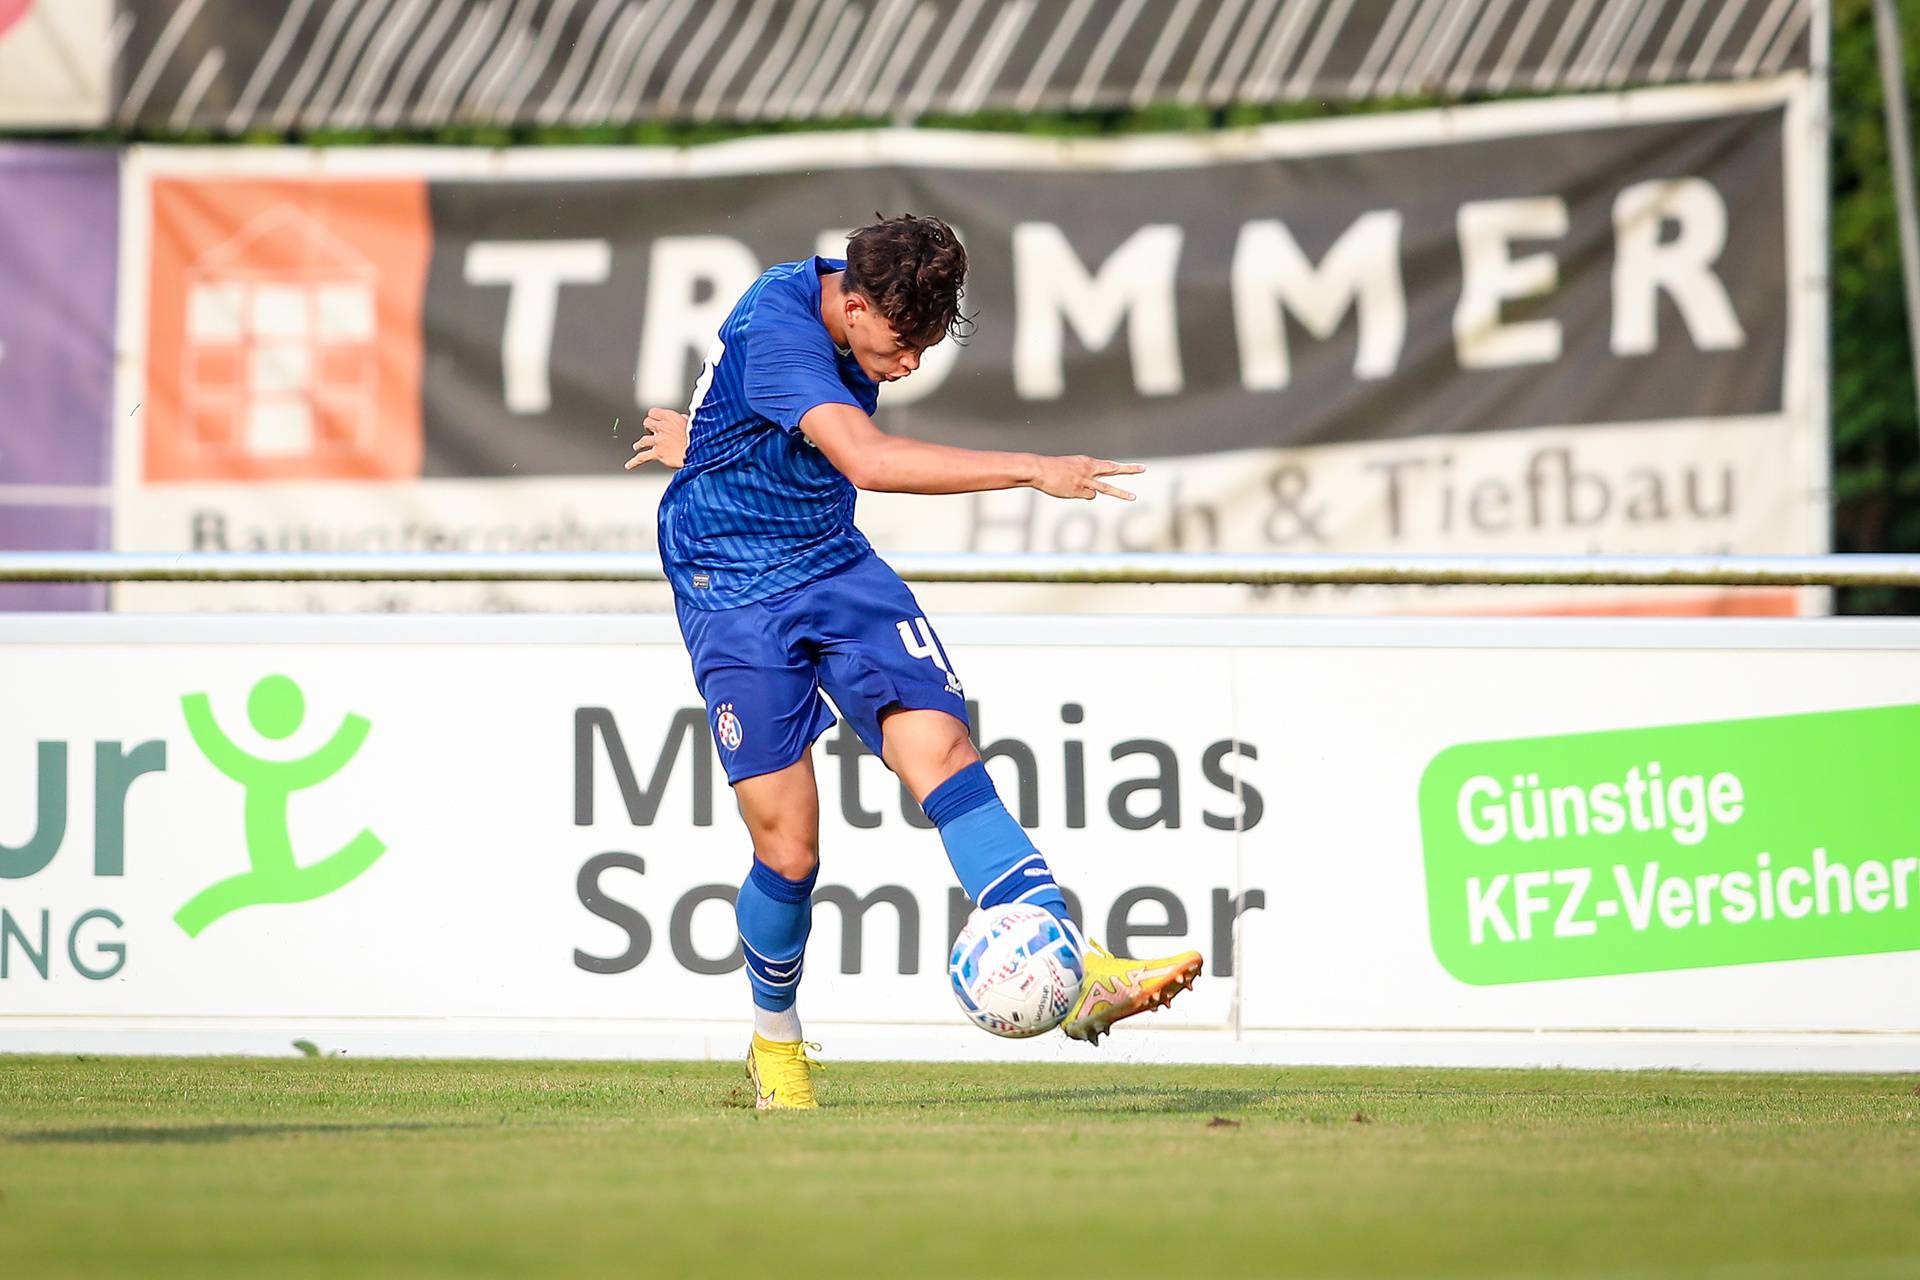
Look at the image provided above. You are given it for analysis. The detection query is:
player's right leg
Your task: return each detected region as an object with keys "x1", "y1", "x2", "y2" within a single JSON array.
[
  {"x1": 675, "y1": 594, "x2": 836, "y2": 1109},
  {"x1": 734, "y1": 757, "x2": 826, "y2": 1111}
]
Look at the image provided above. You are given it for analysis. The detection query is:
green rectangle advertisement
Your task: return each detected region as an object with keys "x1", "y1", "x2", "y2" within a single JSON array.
[{"x1": 1419, "y1": 704, "x2": 1920, "y2": 985}]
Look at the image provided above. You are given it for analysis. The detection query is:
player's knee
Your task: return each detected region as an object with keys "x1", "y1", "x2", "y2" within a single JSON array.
[
  {"x1": 753, "y1": 842, "x2": 819, "y2": 881},
  {"x1": 932, "y1": 730, "x2": 980, "y2": 783}
]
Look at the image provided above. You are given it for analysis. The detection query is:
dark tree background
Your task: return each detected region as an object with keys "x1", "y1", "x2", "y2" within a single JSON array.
[{"x1": 1831, "y1": 0, "x2": 1920, "y2": 611}]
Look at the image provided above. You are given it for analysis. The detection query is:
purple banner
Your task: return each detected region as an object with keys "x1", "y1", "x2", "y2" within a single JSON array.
[
  {"x1": 0, "y1": 505, "x2": 107, "y2": 611},
  {"x1": 0, "y1": 146, "x2": 117, "y2": 610}
]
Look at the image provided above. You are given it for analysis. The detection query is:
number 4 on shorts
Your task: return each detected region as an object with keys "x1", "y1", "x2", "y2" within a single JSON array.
[{"x1": 896, "y1": 616, "x2": 952, "y2": 673}]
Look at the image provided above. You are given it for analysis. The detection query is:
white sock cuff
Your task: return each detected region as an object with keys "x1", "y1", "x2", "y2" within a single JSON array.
[{"x1": 754, "y1": 1005, "x2": 803, "y2": 1042}]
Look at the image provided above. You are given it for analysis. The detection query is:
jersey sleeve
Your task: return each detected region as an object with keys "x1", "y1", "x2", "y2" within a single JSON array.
[{"x1": 742, "y1": 282, "x2": 865, "y2": 432}]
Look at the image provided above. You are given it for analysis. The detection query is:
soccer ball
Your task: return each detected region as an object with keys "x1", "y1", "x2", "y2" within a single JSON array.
[{"x1": 948, "y1": 903, "x2": 1085, "y2": 1038}]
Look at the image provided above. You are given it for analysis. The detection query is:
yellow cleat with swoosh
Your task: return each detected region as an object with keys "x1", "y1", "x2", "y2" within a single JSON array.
[
  {"x1": 1062, "y1": 941, "x2": 1204, "y2": 1046},
  {"x1": 746, "y1": 1033, "x2": 824, "y2": 1110}
]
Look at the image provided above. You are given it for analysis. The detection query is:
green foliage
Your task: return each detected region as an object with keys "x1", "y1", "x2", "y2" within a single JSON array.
[{"x1": 1832, "y1": 0, "x2": 1920, "y2": 610}]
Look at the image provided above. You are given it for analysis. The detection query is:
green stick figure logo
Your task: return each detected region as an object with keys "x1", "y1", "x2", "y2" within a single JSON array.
[{"x1": 174, "y1": 674, "x2": 387, "y2": 937}]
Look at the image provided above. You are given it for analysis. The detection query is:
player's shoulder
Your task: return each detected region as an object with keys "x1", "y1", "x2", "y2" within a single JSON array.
[
  {"x1": 747, "y1": 256, "x2": 835, "y2": 311},
  {"x1": 736, "y1": 257, "x2": 838, "y2": 346}
]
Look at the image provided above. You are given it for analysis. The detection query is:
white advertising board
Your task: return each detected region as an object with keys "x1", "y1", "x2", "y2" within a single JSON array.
[{"x1": 3, "y1": 613, "x2": 1917, "y2": 1070}]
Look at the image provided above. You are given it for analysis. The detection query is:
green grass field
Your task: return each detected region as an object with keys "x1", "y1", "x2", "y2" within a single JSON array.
[{"x1": 1, "y1": 1056, "x2": 1916, "y2": 1279}]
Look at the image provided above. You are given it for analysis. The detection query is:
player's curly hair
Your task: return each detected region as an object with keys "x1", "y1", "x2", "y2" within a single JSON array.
[{"x1": 842, "y1": 213, "x2": 972, "y2": 349}]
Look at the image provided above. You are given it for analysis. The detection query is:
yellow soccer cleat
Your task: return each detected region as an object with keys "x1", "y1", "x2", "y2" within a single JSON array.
[
  {"x1": 746, "y1": 1033, "x2": 824, "y2": 1110},
  {"x1": 1061, "y1": 941, "x2": 1204, "y2": 1045}
]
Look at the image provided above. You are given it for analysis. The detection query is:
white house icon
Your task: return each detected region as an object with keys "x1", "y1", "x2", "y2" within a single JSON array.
[{"x1": 181, "y1": 204, "x2": 379, "y2": 461}]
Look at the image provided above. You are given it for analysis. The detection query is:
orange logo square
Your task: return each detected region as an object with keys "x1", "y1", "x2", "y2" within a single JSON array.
[{"x1": 145, "y1": 178, "x2": 430, "y2": 482}]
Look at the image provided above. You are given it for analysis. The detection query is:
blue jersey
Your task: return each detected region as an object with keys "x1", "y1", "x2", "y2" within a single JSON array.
[{"x1": 658, "y1": 256, "x2": 879, "y2": 610}]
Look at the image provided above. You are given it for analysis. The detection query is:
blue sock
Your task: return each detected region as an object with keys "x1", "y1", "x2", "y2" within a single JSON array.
[
  {"x1": 735, "y1": 858, "x2": 816, "y2": 1012},
  {"x1": 923, "y1": 762, "x2": 1081, "y2": 952}
]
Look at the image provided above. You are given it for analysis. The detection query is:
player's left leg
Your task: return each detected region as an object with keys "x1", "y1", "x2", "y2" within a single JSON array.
[
  {"x1": 810, "y1": 553, "x2": 1202, "y2": 1044},
  {"x1": 880, "y1": 708, "x2": 1081, "y2": 946},
  {"x1": 882, "y1": 708, "x2": 1202, "y2": 1045}
]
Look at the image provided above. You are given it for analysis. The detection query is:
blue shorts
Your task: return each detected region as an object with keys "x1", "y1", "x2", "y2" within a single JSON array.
[{"x1": 675, "y1": 553, "x2": 970, "y2": 784}]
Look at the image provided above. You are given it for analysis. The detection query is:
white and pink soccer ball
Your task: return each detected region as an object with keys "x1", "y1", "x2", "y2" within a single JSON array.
[{"x1": 948, "y1": 903, "x2": 1085, "y2": 1038}]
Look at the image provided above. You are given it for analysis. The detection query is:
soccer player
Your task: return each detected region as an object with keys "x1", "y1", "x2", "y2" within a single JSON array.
[{"x1": 625, "y1": 214, "x2": 1202, "y2": 1110}]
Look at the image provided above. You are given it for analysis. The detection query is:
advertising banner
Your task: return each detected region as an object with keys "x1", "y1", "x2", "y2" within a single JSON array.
[
  {"x1": 0, "y1": 146, "x2": 119, "y2": 612},
  {"x1": 2, "y1": 614, "x2": 1917, "y2": 1070},
  {"x1": 107, "y1": 0, "x2": 1813, "y2": 134},
  {"x1": 113, "y1": 79, "x2": 1827, "y2": 616},
  {"x1": 1421, "y1": 703, "x2": 1920, "y2": 986}
]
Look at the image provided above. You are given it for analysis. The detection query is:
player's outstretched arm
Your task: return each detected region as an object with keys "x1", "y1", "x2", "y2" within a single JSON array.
[
  {"x1": 624, "y1": 407, "x2": 688, "y2": 470},
  {"x1": 799, "y1": 403, "x2": 1142, "y2": 501}
]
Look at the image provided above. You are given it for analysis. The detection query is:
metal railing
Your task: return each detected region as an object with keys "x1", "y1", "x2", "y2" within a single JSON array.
[{"x1": 1, "y1": 552, "x2": 1916, "y2": 588}]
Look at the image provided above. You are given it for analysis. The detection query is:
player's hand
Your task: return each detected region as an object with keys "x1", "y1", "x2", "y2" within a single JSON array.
[
  {"x1": 625, "y1": 407, "x2": 688, "y2": 470},
  {"x1": 1030, "y1": 455, "x2": 1144, "y2": 501}
]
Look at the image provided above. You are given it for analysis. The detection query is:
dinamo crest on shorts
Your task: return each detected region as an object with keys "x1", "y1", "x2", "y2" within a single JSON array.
[{"x1": 714, "y1": 703, "x2": 744, "y2": 752}]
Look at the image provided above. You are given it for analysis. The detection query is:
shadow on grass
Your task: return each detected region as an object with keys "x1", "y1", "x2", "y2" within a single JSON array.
[
  {"x1": 10, "y1": 1121, "x2": 481, "y2": 1146},
  {"x1": 944, "y1": 1085, "x2": 1278, "y2": 1114}
]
